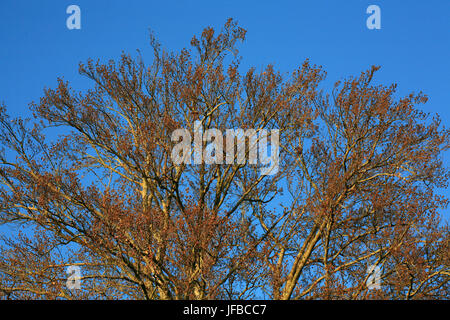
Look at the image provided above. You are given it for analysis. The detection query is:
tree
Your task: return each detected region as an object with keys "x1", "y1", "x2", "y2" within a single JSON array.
[{"x1": 0, "y1": 19, "x2": 449, "y2": 300}]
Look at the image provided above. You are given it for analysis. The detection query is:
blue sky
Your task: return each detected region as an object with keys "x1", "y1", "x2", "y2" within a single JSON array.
[{"x1": 1, "y1": 0, "x2": 449, "y2": 219}]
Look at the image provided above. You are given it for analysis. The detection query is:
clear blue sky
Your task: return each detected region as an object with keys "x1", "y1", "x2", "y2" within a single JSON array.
[{"x1": 1, "y1": 0, "x2": 449, "y2": 219}]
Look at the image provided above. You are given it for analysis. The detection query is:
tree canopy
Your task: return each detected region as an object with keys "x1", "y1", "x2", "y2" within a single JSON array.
[{"x1": 0, "y1": 19, "x2": 449, "y2": 299}]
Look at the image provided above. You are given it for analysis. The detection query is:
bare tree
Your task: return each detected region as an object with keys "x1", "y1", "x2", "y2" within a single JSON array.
[{"x1": 0, "y1": 19, "x2": 448, "y2": 300}]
